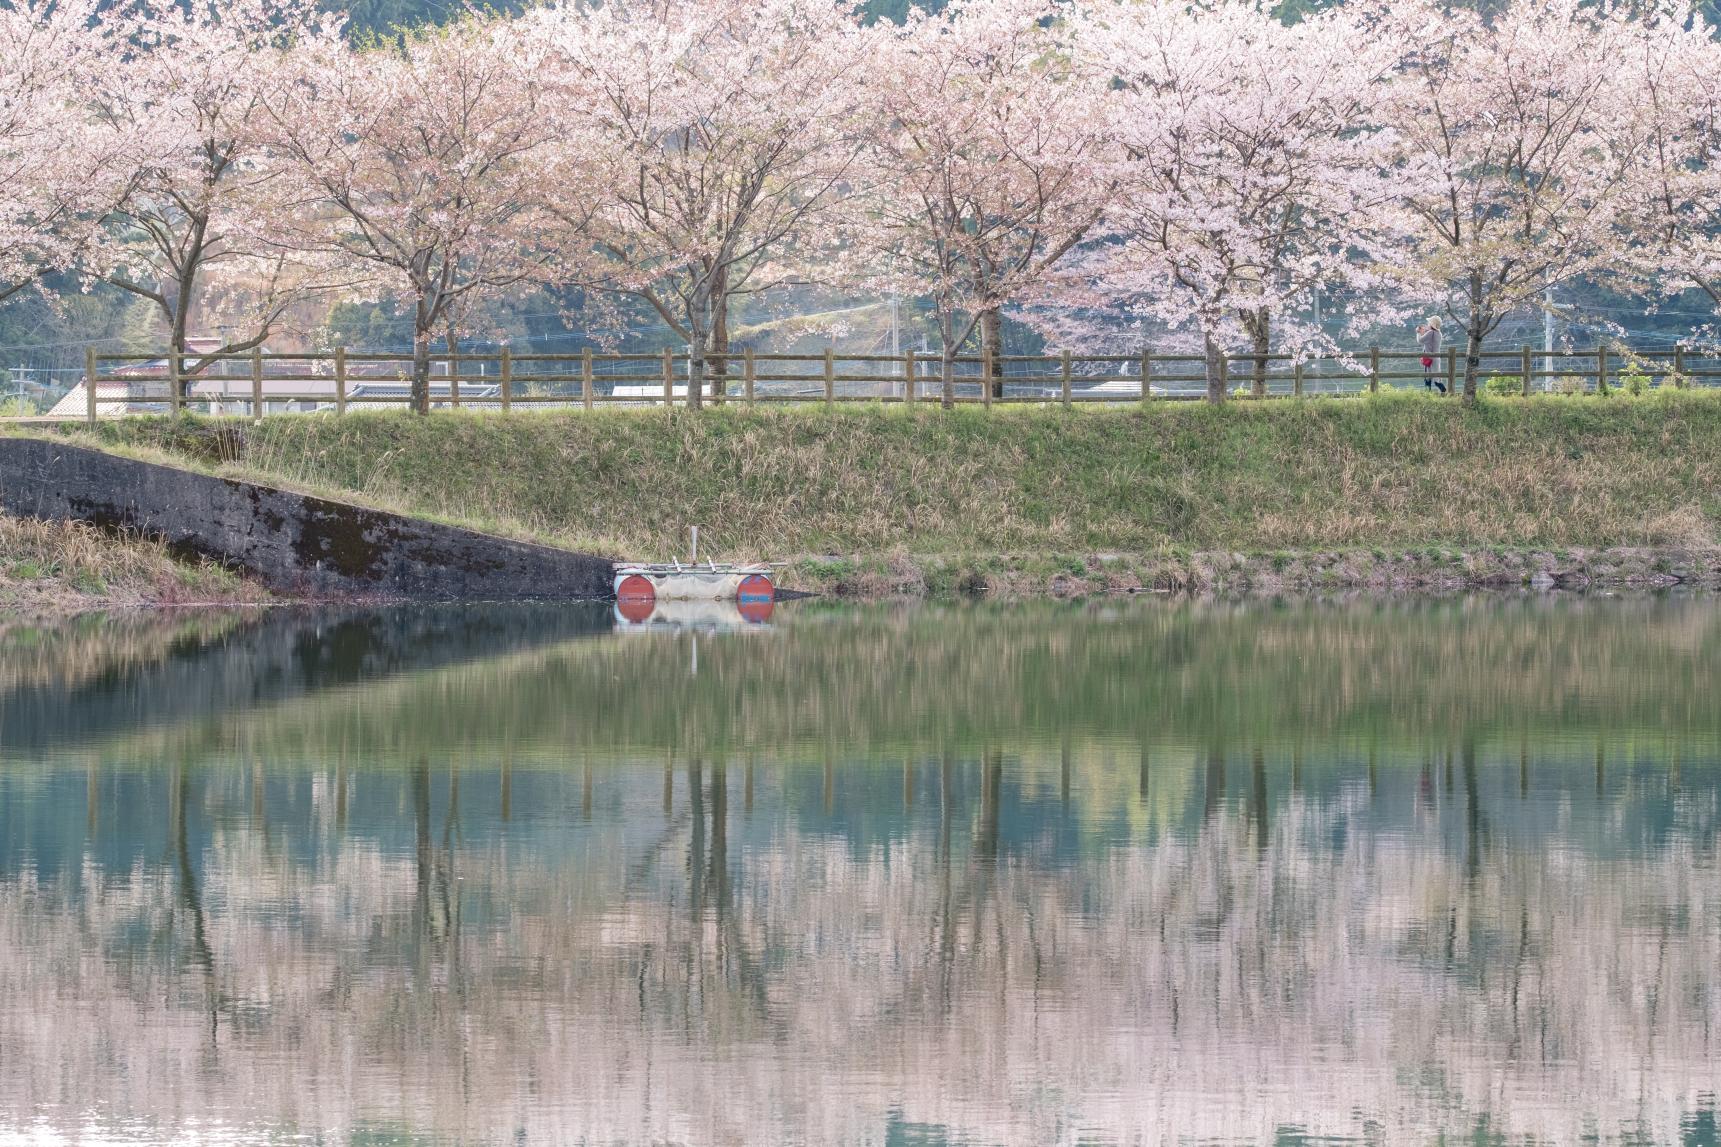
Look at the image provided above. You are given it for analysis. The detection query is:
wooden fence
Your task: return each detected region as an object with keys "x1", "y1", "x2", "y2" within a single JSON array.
[{"x1": 52, "y1": 342, "x2": 1721, "y2": 422}]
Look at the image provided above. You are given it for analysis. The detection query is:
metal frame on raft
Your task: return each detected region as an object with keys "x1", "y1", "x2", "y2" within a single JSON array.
[{"x1": 613, "y1": 527, "x2": 776, "y2": 625}]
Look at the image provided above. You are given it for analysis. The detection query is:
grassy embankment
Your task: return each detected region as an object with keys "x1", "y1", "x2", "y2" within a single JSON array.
[
  {"x1": 0, "y1": 515, "x2": 254, "y2": 614},
  {"x1": 39, "y1": 390, "x2": 1721, "y2": 594}
]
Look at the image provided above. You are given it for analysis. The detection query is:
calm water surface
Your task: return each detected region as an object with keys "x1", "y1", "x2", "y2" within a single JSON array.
[{"x1": 1, "y1": 596, "x2": 1719, "y2": 1145}]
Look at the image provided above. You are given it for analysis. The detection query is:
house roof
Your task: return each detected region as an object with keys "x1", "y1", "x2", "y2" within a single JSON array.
[
  {"x1": 44, "y1": 382, "x2": 132, "y2": 420},
  {"x1": 44, "y1": 374, "x2": 505, "y2": 418},
  {"x1": 188, "y1": 377, "x2": 340, "y2": 398}
]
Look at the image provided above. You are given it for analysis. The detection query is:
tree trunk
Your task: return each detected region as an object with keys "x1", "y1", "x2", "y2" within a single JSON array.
[
  {"x1": 1464, "y1": 326, "x2": 1485, "y2": 404},
  {"x1": 686, "y1": 283, "x2": 709, "y2": 412},
  {"x1": 939, "y1": 312, "x2": 957, "y2": 410},
  {"x1": 167, "y1": 218, "x2": 207, "y2": 404},
  {"x1": 445, "y1": 325, "x2": 460, "y2": 407},
  {"x1": 411, "y1": 323, "x2": 432, "y2": 416},
  {"x1": 710, "y1": 266, "x2": 728, "y2": 402},
  {"x1": 1241, "y1": 307, "x2": 1270, "y2": 398},
  {"x1": 687, "y1": 339, "x2": 705, "y2": 411},
  {"x1": 1463, "y1": 271, "x2": 1486, "y2": 404},
  {"x1": 687, "y1": 331, "x2": 706, "y2": 413},
  {"x1": 1204, "y1": 334, "x2": 1227, "y2": 405},
  {"x1": 980, "y1": 308, "x2": 1004, "y2": 398},
  {"x1": 166, "y1": 275, "x2": 190, "y2": 404}
]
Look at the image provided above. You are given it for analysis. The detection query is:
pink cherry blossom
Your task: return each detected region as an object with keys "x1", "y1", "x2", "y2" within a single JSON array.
[
  {"x1": 849, "y1": 0, "x2": 1108, "y2": 406},
  {"x1": 88, "y1": 0, "x2": 352, "y2": 379},
  {"x1": 0, "y1": 0, "x2": 127, "y2": 303},
  {"x1": 263, "y1": 14, "x2": 563, "y2": 412},
  {"x1": 528, "y1": 0, "x2": 870, "y2": 408}
]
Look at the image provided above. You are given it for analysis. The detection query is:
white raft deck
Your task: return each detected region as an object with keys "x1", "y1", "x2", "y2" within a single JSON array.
[{"x1": 613, "y1": 561, "x2": 774, "y2": 601}]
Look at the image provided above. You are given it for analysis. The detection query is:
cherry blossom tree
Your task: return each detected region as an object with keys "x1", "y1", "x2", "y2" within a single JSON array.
[
  {"x1": 854, "y1": 0, "x2": 1108, "y2": 407},
  {"x1": 0, "y1": 0, "x2": 1709, "y2": 411},
  {"x1": 1620, "y1": 6, "x2": 1721, "y2": 333},
  {"x1": 1376, "y1": 0, "x2": 1647, "y2": 401},
  {"x1": 0, "y1": 0, "x2": 129, "y2": 305},
  {"x1": 534, "y1": 0, "x2": 868, "y2": 409},
  {"x1": 266, "y1": 16, "x2": 563, "y2": 413},
  {"x1": 1070, "y1": 0, "x2": 1402, "y2": 403},
  {"x1": 88, "y1": 0, "x2": 348, "y2": 382}
]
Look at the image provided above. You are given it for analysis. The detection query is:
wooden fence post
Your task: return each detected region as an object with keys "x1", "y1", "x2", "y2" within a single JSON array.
[
  {"x1": 170, "y1": 348, "x2": 183, "y2": 417},
  {"x1": 581, "y1": 347, "x2": 593, "y2": 411},
  {"x1": 1293, "y1": 359, "x2": 1304, "y2": 398},
  {"x1": 251, "y1": 347, "x2": 262, "y2": 417},
  {"x1": 824, "y1": 347, "x2": 835, "y2": 408},
  {"x1": 745, "y1": 347, "x2": 756, "y2": 407},
  {"x1": 1596, "y1": 343, "x2": 1609, "y2": 395},
  {"x1": 1445, "y1": 346, "x2": 1457, "y2": 396},
  {"x1": 1141, "y1": 347, "x2": 1152, "y2": 406},
  {"x1": 982, "y1": 346, "x2": 993, "y2": 409},
  {"x1": 84, "y1": 348, "x2": 97, "y2": 425},
  {"x1": 662, "y1": 348, "x2": 674, "y2": 409},
  {"x1": 903, "y1": 348, "x2": 915, "y2": 404},
  {"x1": 1218, "y1": 352, "x2": 1229, "y2": 396},
  {"x1": 1368, "y1": 346, "x2": 1379, "y2": 394},
  {"x1": 448, "y1": 347, "x2": 460, "y2": 408},
  {"x1": 335, "y1": 346, "x2": 348, "y2": 415},
  {"x1": 1674, "y1": 344, "x2": 1686, "y2": 388},
  {"x1": 1061, "y1": 348, "x2": 1072, "y2": 409},
  {"x1": 1521, "y1": 345, "x2": 1532, "y2": 397},
  {"x1": 500, "y1": 346, "x2": 512, "y2": 413}
]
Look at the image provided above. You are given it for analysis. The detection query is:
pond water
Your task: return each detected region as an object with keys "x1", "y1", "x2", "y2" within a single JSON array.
[{"x1": 1, "y1": 596, "x2": 1719, "y2": 1145}]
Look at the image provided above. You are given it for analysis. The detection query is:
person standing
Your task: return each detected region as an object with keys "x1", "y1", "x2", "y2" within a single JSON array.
[{"x1": 1417, "y1": 317, "x2": 1444, "y2": 393}]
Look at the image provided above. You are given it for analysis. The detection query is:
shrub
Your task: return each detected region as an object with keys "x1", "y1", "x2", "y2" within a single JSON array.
[
  {"x1": 1616, "y1": 363, "x2": 1649, "y2": 396},
  {"x1": 1483, "y1": 374, "x2": 1522, "y2": 396}
]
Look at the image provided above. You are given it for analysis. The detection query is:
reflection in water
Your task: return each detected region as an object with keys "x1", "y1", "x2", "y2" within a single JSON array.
[{"x1": 1, "y1": 598, "x2": 1720, "y2": 1144}]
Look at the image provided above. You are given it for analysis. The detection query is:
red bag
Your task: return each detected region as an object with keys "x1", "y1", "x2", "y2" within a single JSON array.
[{"x1": 1420, "y1": 355, "x2": 1434, "y2": 369}]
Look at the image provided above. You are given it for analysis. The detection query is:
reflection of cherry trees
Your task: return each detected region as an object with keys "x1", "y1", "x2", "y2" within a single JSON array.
[{"x1": 3, "y1": 753, "x2": 1720, "y2": 1143}]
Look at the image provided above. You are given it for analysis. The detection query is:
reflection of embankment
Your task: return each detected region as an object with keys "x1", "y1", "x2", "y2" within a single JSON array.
[
  {"x1": 63, "y1": 596, "x2": 1721, "y2": 771},
  {"x1": 2, "y1": 759, "x2": 1719, "y2": 1143},
  {"x1": 0, "y1": 611, "x2": 250, "y2": 695},
  {"x1": 0, "y1": 603, "x2": 612, "y2": 758}
]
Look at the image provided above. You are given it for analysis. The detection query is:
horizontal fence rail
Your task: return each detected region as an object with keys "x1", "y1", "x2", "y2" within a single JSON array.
[{"x1": 31, "y1": 342, "x2": 1721, "y2": 423}]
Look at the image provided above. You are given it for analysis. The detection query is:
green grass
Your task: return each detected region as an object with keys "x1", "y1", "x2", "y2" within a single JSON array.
[{"x1": 41, "y1": 390, "x2": 1721, "y2": 561}]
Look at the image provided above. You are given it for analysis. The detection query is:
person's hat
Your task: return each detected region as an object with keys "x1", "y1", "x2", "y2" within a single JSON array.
[{"x1": 1427, "y1": 316, "x2": 1442, "y2": 329}]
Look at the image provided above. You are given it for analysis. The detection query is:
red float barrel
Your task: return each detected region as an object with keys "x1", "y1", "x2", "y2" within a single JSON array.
[
  {"x1": 616, "y1": 573, "x2": 656, "y2": 624},
  {"x1": 736, "y1": 573, "x2": 775, "y2": 624}
]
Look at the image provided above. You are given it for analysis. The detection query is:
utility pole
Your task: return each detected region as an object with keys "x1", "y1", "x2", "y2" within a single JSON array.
[
  {"x1": 1542, "y1": 282, "x2": 1555, "y2": 392},
  {"x1": 4, "y1": 365, "x2": 30, "y2": 413},
  {"x1": 889, "y1": 291, "x2": 902, "y2": 394}
]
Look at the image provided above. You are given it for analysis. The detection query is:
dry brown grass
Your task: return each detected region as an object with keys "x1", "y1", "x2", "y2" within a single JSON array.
[{"x1": 0, "y1": 514, "x2": 253, "y2": 614}]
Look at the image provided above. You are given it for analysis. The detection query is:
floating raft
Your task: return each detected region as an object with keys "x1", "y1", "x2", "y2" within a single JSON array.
[
  {"x1": 615, "y1": 561, "x2": 776, "y2": 623},
  {"x1": 613, "y1": 598, "x2": 773, "y2": 631}
]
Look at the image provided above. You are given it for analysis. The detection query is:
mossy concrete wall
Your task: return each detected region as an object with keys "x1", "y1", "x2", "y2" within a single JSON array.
[{"x1": 0, "y1": 438, "x2": 614, "y2": 600}]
